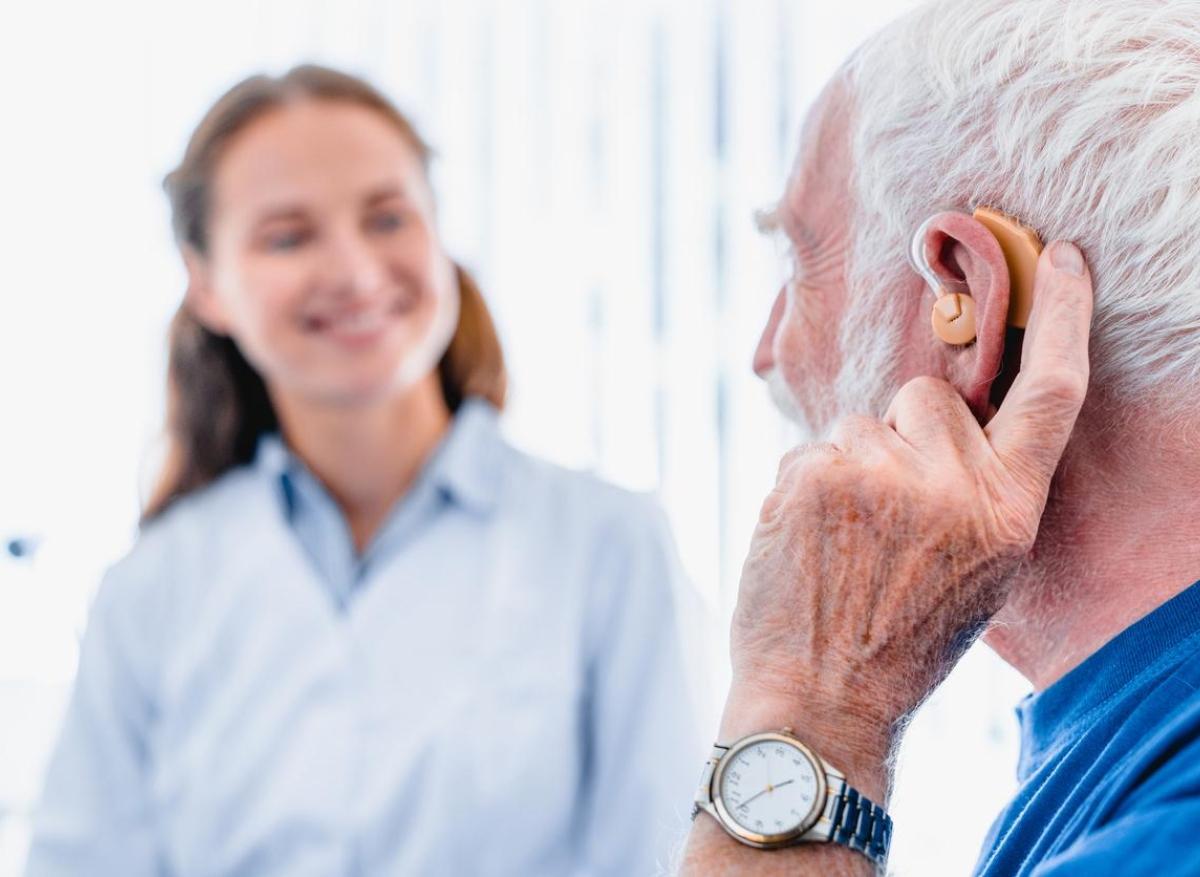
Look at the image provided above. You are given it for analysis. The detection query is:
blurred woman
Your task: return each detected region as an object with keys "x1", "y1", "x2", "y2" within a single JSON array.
[{"x1": 26, "y1": 65, "x2": 702, "y2": 876}]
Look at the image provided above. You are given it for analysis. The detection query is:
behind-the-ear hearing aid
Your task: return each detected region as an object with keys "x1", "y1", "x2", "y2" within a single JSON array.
[{"x1": 910, "y1": 206, "x2": 1044, "y2": 345}]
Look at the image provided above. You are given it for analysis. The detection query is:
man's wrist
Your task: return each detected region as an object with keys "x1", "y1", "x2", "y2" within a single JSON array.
[
  {"x1": 716, "y1": 680, "x2": 896, "y2": 804},
  {"x1": 682, "y1": 681, "x2": 894, "y2": 877}
]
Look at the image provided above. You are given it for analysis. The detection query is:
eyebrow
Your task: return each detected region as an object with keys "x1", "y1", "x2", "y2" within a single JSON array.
[
  {"x1": 754, "y1": 202, "x2": 785, "y2": 236},
  {"x1": 251, "y1": 185, "x2": 412, "y2": 225},
  {"x1": 253, "y1": 205, "x2": 309, "y2": 225},
  {"x1": 756, "y1": 202, "x2": 821, "y2": 256},
  {"x1": 364, "y1": 184, "x2": 411, "y2": 205}
]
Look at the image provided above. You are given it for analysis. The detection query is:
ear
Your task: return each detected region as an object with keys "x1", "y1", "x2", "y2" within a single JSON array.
[
  {"x1": 918, "y1": 211, "x2": 1012, "y2": 420},
  {"x1": 182, "y1": 246, "x2": 231, "y2": 336}
]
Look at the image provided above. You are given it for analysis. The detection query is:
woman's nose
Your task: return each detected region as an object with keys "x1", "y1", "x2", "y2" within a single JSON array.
[
  {"x1": 325, "y1": 232, "x2": 388, "y2": 299},
  {"x1": 753, "y1": 285, "x2": 788, "y2": 377}
]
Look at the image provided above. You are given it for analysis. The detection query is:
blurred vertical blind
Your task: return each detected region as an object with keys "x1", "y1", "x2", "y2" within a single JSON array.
[{"x1": 0, "y1": 0, "x2": 1027, "y2": 874}]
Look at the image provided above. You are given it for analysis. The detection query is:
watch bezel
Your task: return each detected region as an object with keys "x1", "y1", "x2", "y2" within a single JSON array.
[{"x1": 711, "y1": 730, "x2": 828, "y2": 848}]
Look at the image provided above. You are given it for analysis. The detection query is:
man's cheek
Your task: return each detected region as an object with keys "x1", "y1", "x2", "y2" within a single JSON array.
[
  {"x1": 780, "y1": 303, "x2": 839, "y2": 381},
  {"x1": 773, "y1": 330, "x2": 823, "y2": 414}
]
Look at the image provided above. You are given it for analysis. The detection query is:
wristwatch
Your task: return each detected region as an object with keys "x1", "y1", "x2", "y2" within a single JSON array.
[{"x1": 692, "y1": 727, "x2": 892, "y2": 868}]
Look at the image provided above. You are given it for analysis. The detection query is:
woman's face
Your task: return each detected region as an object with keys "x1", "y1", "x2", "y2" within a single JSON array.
[{"x1": 190, "y1": 99, "x2": 459, "y2": 407}]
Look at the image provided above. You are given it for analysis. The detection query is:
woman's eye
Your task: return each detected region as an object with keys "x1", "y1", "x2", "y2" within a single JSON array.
[
  {"x1": 264, "y1": 229, "x2": 309, "y2": 251},
  {"x1": 369, "y1": 211, "x2": 406, "y2": 233}
]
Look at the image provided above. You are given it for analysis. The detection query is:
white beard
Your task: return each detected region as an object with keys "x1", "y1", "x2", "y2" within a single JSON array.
[
  {"x1": 762, "y1": 341, "x2": 900, "y2": 444},
  {"x1": 764, "y1": 269, "x2": 906, "y2": 442},
  {"x1": 764, "y1": 366, "x2": 816, "y2": 440}
]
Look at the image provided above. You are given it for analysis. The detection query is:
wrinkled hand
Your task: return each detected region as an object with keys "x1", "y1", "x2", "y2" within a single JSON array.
[{"x1": 725, "y1": 242, "x2": 1094, "y2": 775}]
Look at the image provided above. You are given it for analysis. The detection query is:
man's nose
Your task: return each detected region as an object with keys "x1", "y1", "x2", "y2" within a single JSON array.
[{"x1": 752, "y1": 286, "x2": 788, "y2": 378}]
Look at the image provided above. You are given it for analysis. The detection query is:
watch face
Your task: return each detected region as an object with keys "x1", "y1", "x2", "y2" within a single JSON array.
[{"x1": 716, "y1": 735, "x2": 823, "y2": 841}]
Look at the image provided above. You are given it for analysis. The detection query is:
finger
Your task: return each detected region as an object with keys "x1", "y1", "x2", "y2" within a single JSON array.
[
  {"x1": 985, "y1": 241, "x2": 1094, "y2": 484},
  {"x1": 884, "y1": 375, "x2": 985, "y2": 456},
  {"x1": 829, "y1": 413, "x2": 913, "y2": 461},
  {"x1": 776, "y1": 441, "x2": 842, "y2": 480}
]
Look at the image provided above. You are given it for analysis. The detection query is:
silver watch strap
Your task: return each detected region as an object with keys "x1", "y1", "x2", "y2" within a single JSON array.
[
  {"x1": 691, "y1": 743, "x2": 728, "y2": 818},
  {"x1": 824, "y1": 777, "x2": 893, "y2": 867}
]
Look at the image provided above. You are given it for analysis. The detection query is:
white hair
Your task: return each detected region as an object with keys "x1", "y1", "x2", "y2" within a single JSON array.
[{"x1": 842, "y1": 0, "x2": 1200, "y2": 413}]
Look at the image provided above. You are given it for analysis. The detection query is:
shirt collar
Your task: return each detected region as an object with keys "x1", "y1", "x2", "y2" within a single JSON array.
[
  {"x1": 1016, "y1": 577, "x2": 1200, "y2": 779},
  {"x1": 253, "y1": 396, "x2": 505, "y2": 518},
  {"x1": 425, "y1": 396, "x2": 505, "y2": 515}
]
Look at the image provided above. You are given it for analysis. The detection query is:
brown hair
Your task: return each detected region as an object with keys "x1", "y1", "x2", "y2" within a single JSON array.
[{"x1": 144, "y1": 64, "x2": 506, "y2": 522}]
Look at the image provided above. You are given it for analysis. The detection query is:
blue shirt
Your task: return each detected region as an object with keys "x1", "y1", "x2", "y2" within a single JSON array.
[
  {"x1": 26, "y1": 399, "x2": 706, "y2": 876},
  {"x1": 975, "y1": 578, "x2": 1200, "y2": 876}
]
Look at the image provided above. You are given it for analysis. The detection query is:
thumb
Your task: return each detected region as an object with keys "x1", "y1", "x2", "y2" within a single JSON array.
[{"x1": 985, "y1": 241, "x2": 1094, "y2": 487}]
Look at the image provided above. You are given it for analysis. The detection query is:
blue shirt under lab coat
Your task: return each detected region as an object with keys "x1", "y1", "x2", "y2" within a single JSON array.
[{"x1": 26, "y1": 398, "x2": 706, "y2": 876}]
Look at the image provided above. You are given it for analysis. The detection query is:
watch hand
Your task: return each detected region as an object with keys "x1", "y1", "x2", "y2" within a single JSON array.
[
  {"x1": 737, "y1": 787, "x2": 771, "y2": 809},
  {"x1": 735, "y1": 778, "x2": 796, "y2": 810}
]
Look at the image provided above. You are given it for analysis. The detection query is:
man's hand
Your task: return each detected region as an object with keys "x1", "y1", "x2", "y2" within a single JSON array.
[{"x1": 682, "y1": 241, "x2": 1093, "y2": 874}]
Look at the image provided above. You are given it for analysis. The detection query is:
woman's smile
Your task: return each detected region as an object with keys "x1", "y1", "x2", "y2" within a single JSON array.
[{"x1": 301, "y1": 293, "x2": 421, "y2": 348}]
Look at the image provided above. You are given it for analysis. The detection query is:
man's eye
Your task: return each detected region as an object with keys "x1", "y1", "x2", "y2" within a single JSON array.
[{"x1": 786, "y1": 249, "x2": 806, "y2": 284}]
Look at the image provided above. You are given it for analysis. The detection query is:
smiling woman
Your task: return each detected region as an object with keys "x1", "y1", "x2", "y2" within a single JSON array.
[
  {"x1": 24, "y1": 65, "x2": 704, "y2": 876},
  {"x1": 146, "y1": 67, "x2": 505, "y2": 533}
]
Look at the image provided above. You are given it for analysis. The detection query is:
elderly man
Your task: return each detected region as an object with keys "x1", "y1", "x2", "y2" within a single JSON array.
[{"x1": 681, "y1": 0, "x2": 1200, "y2": 874}]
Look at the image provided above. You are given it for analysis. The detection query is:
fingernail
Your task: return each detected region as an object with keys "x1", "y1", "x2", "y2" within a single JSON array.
[{"x1": 1050, "y1": 242, "x2": 1085, "y2": 276}]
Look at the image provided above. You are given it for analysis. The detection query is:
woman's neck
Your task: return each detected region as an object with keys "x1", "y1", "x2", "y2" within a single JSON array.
[{"x1": 270, "y1": 375, "x2": 453, "y2": 553}]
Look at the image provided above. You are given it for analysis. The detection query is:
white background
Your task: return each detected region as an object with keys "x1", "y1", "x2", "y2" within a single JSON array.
[{"x1": 0, "y1": 0, "x2": 1029, "y2": 873}]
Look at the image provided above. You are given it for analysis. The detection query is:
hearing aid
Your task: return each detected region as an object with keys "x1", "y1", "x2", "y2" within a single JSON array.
[{"x1": 910, "y1": 206, "x2": 1044, "y2": 345}]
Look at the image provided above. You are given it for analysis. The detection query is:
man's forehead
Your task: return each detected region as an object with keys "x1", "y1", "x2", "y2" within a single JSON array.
[
  {"x1": 804, "y1": 79, "x2": 853, "y2": 167},
  {"x1": 779, "y1": 78, "x2": 855, "y2": 241}
]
